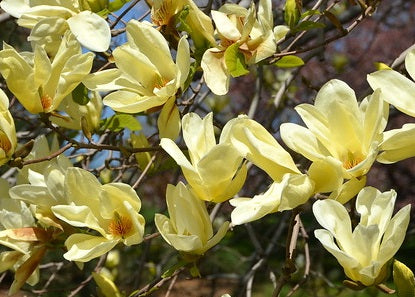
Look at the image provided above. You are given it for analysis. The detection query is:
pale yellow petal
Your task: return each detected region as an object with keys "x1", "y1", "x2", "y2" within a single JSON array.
[
  {"x1": 67, "y1": 11, "x2": 111, "y2": 52},
  {"x1": 64, "y1": 234, "x2": 118, "y2": 262},
  {"x1": 201, "y1": 49, "x2": 229, "y2": 95},
  {"x1": 368, "y1": 69, "x2": 415, "y2": 117}
]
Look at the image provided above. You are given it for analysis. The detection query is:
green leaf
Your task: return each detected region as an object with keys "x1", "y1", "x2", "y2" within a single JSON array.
[
  {"x1": 275, "y1": 55, "x2": 304, "y2": 68},
  {"x1": 108, "y1": 0, "x2": 130, "y2": 12},
  {"x1": 300, "y1": 9, "x2": 321, "y2": 19},
  {"x1": 292, "y1": 20, "x2": 325, "y2": 32},
  {"x1": 101, "y1": 114, "x2": 142, "y2": 132},
  {"x1": 176, "y1": 5, "x2": 192, "y2": 33},
  {"x1": 393, "y1": 259, "x2": 415, "y2": 297},
  {"x1": 284, "y1": 0, "x2": 301, "y2": 28},
  {"x1": 224, "y1": 43, "x2": 250, "y2": 78},
  {"x1": 71, "y1": 83, "x2": 90, "y2": 105}
]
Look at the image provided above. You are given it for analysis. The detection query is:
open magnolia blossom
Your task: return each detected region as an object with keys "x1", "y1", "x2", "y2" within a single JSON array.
[
  {"x1": 230, "y1": 173, "x2": 314, "y2": 225},
  {"x1": 313, "y1": 187, "x2": 411, "y2": 286},
  {"x1": 368, "y1": 49, "x2": 415, "y2": 163},
  {"x1": 201, "y1": 0, "x2": 276, "y2": 95},
  {"x1": 151, "y1": 0, "x2": 216, "y2": 49},
  {"x1": 0, "y1": 32, "x2": 94, "y2": 114},
  {"x1": 160, "y1": 112, "x2": 247, "y2": 203},
  {"x1": 0, "y1": 178, "x2": 47, "y2": 295},
  {"x1": 0, "y1": 89, "x2": 17, "y2": 166},
  {"x1": 0, "y1": 0, "x2": 111, "y2": 53},
  {"x1": 84, "y1": 20, "x2": 190, "y2": 115},
  {"x1": 280, "y1": 79, "x2": 389, "y2": 202},
  {"x1": 155, "y1": 182, "x2": 229, "y2": 255},
  {"x1": 51, "y1": 168, "x2": 145, "y2": 262}
]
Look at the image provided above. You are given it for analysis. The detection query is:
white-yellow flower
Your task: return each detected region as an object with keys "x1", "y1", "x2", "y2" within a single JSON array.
[
  {"x1": 160, "y1": 112, "x2": 247, "y2": 203},
  {"x1": 201, "y1": 0, "x2": 276, "y2": 95},
  {"x1": 84, "y1": 20, "x2": 190, "y2": 115},
  {"x1": 155, "y1": 182, "x2": 229, "y2": 255},
  {"x1": 0, "y1": 32, "x2": 94, "y2": 114},
  {"x1": 0, "y1": 89, "x2": 17, "y2": 166},
  {"x1": 313, "y1": 187, "x2": 411, "y2": 286},
  {"x1": 51, "y1": 168, "x2": 145, "y2": 262},
  {"x1": 280, "y1": 79, "x2": 388, "y2": 202},
  {"x1": 0, "y1": 0, "x2": 111, "y2": 53}
]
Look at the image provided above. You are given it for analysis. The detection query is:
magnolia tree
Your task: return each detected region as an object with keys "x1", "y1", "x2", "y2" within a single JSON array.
[{"x1": 0, "y1": 0, "x2": 414, "y2": 296}]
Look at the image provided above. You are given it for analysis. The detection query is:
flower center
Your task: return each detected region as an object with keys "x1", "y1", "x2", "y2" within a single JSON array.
[
  {"x1": 108, "y1": 212, "x2": 133, "y2": 238},
  {"x1": 342, "y1": 152, "x2": 364, "y2": 170},
  {"x1": 151, "y1": 0, "x2": 175, "y2": 27},
  {"x1": 0, "y1": 130, "x2": 11, "y2": 153},
  {"x1": 41, "y1": 94, "x2": 53, "y2": 111}
]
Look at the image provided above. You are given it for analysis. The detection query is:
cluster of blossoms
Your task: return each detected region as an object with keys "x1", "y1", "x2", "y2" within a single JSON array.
[{"x1": 0, "y1": 0, "x2": 414, "y2": 295}]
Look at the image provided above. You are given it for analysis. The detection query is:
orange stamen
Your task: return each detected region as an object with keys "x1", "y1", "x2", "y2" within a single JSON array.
[{"x1": 108, "y1": 212, "x2": 133, "y2": 238}]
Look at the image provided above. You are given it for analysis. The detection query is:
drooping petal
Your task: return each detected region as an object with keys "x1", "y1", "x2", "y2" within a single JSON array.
[
  {"x1": 368, "y1": 69, "x2": 415, "y2": 117},
  {"x1": 377, "y1": 124, "x2": 415, "y2": 163},
  {"x1": 201, "y1": 49, "x2": 229, "y2": 95},
  {"x1": 51, "y1": 205, "x2": 106, "y2": 235},
  {"x1": 222, "y1": 116, "x2": 300, "y2": 180},
  {"x1": 63, "y1": 234, "x2": 118, "y2": 262},
  {"x1": 67, "y1": 11, "x2": 111, "y2": 52}
]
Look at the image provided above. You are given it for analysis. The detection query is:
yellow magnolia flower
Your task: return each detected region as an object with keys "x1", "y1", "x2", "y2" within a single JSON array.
[
  {"x1": 368, "y1": 49, "x2": 415, "y2": 163},
  {"x1": 0, "y1": 32, "x2": 94, "y2": 114},
  {"x1": 313, "y1": 187, "x2": 411, "y2": 286},
  {"x1": 0, "y1": 89, "x2": 17, "y2": 166},
  {"x1": 201, "y1": 0, "x2": 276, "y2": 95},
  {"x1": 51, "y1": 168, "x2": 145, "y2": 262},
  {"x1": 155, "y1": 182, "x2": 229, "y2": 255},
  {"x1": 151, "y1": 0, "x2": 216, "y2": 49},
  {"x1": 0, "y1": 0, "x2": 111, "y2": 53},
  {"x1": 84, "y1": 20, "x2": 190, "y2": 114},
  {"x1": 280, "y1": 79, "x2": 389, "y2": 202},
  {"x1": 160, "y1": 112, "x2": 247, "y2": 203}
]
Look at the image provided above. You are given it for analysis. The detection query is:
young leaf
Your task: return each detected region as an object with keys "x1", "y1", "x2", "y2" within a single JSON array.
[
  {"x1": 284, "y1": 0, "x2": 301, "y2": 28},
  {"x1": 72, "y1": 83, "x2": 90, "y2": 105},
  {"x1": 393, "y1": 260, "x2": 415, "y2": 297},
  {"x1": 292, "y1": 20, "x2": 325, "y2": 32},
  {"x1": 101, "y1": 114, "x2": 142, "y2": 132},
  {"x1": 275, "y1": 55, "x2": 305, "y2": 68},
  {"x1": 224, "y1": 43, "x2": 250, "y2": 78}
]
